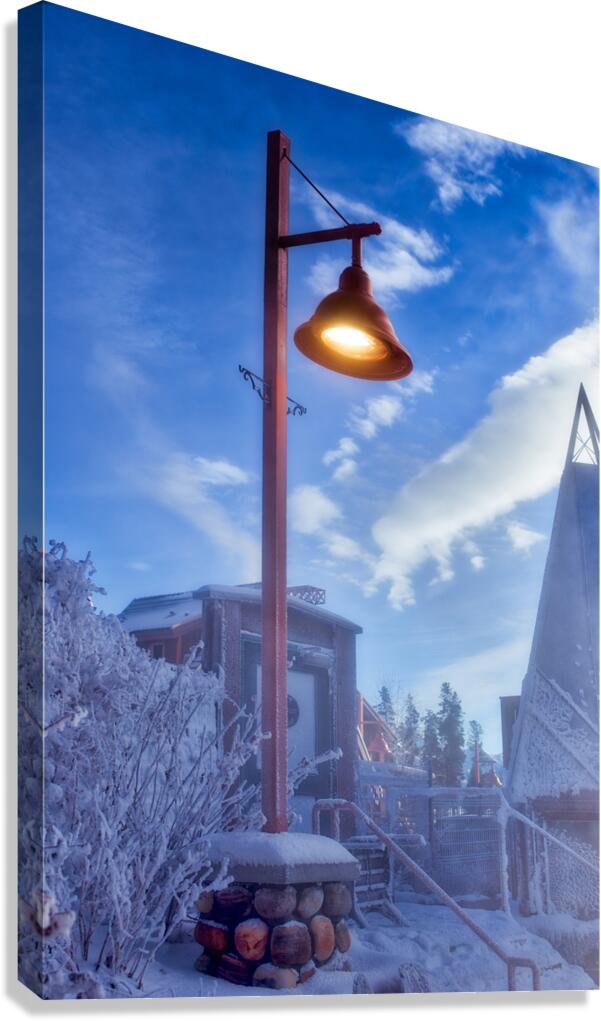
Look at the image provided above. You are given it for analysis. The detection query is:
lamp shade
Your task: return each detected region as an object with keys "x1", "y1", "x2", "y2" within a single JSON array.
[{"x1": 293, "y1": 264, "x2": 413, "y2": 381}]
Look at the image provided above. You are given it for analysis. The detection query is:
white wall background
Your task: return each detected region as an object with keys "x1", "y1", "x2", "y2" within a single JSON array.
[{"x1": 1, "y1": 1, "x2": 599, "y2": 1018}]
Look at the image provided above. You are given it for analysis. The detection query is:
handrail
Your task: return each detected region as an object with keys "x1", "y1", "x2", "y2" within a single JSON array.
[{"x1": 312, "y1": 798, "x2": 541, "y2": 992}]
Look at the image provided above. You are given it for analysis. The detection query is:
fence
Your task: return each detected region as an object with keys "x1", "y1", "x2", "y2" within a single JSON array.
[
  {"x1": 358, "y1": 772, "x2": 504, "y2": 902},
  {"x1": 313, "y1": 798, "x2": 540, "y2": 992}
]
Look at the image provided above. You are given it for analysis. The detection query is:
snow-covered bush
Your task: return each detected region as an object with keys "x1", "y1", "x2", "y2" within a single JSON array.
[{"x1": 18, "y1": 539, "x2": 262, "y2": 996}]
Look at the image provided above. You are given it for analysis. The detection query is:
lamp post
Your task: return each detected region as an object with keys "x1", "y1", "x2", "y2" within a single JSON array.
[{"x1": 260, "y1": 130, "x2": 413, "y2": 833}]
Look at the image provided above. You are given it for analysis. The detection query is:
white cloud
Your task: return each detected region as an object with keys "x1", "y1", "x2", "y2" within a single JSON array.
[
  {"x1": 93, "y1": 349, "x2": 260, "y2": 579},
  {"x1": 323, "y1": 436, "x2": 359, "y2": 465},
  {"x1": 462, "y1": 540, "x2": 485, "y2": 571},
  {"x1": 321, "y1": 370, "x2": 436, "y2": 486},
  {"x1": 536, "y1": 195, "x2": 599, "y2": 281},
  {"x1": 193, "y1": 457, "x2": 251, "y2": 486},
  {"x1": 371, "y1": 319, "x2": 599, "y2": 608},
  {"x1": 332, "y1": 458, "x2": 357, "y2": 482},
  {"x1": 127, "y1": 560, "x2": 150, "y2": 572},
  {"x1": 323, "y1": 436, "x2": 359, "y2": 482},
  {"x1": 147, "y1": 452, "x2": 260, "y2": 579},
  {"x1": 289, "y1": 485, "x2": 373, "y2": 575},
  {"x1": 305, "y1": 192, "x2": 453, "y2": 301},
  {"x1": 506, "y1": 520, "x2": 545, "y2": 552},
  {"x1": 348, "y1": 369, "x2": 436, "y2": 440},
  {"x1": 323, "y1": 532, "x2": 367, "y2": 562},
  {"x1": 400, "y1": 118, "x2": 523, "y2": 212},
  {"x1": 289, "y1": 485, "x2": 341, "y2": 535},
  {"x1": 350, "y1": 394, "x2": 403, "y2": 439}
]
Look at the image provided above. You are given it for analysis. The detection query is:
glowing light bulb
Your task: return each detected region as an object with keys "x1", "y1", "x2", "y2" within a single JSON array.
[{"x1": 321, "y1": 325, "x2": 386, "y2": 360}]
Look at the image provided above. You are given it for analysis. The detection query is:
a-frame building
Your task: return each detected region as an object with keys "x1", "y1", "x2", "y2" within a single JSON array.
[{"x1": 504, "y1": 385, "x2": 599, "y2": 938}]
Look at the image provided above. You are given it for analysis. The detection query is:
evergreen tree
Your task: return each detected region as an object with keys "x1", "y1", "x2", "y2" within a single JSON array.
[
  {"x1": 400, "y1": 693, "x2": 421, "y2": 766},
  {"x1": 467, "y1": 719, "x2": 484, "y2": 785},
  {"x1": 376, "y1": 685, "x2": 397, "y2": 730},
  {"x1": 468, "y1": 719, "x2": 483, "y2": 748},
  {"x1": 437, "y1": 682, "x2": 465, "y2": 786},
  {"x1": 422, "y1": 709, "x2": 443, "y2": 784}
]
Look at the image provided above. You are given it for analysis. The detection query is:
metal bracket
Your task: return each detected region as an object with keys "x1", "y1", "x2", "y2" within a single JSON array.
[
  {"x1": 239, "y1": 365, "x2": 270, "y2": 403},
  {"x1": 239, "y1": 365, "x2": 307, "y2": 416},
  {"x1": 287, "y1": 396, "x2": 307, "y2": 417}
]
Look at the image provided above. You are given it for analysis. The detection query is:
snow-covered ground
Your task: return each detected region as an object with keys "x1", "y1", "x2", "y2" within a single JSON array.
[{"x1": 138, "y1": 897, "x2": 595, "y2": 998}]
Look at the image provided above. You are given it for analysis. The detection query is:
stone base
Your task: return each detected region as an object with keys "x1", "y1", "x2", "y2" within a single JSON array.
[{"x1": 194, "y1": 833, "x2": 360, "y2": 988}]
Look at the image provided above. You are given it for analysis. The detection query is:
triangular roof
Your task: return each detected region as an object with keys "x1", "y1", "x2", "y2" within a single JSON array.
[
  {"x1": 508, "y1": 385, "x2": 599, "y2": 802},
  {"x1": 357, "y1": 693, "x2": 400, "y2": 751},
  {"x1": 566, "y1": 383, "x2": 599, "y2": 467}
]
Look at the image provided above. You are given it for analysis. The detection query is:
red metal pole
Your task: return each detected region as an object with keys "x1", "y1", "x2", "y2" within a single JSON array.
[{"x1": 261, "y1": 130, "x2": 290, "y2": 832}]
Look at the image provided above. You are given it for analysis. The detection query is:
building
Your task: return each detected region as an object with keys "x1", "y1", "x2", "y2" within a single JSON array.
[
  {"x1": 501, "y1": 385, "x2": 599, "y2": 976},
  {"x1": 120, "y1": 583, "x2": 361, "y2": 831},
  {"x1": 356, "y1": 694, "x2": 400, "y2": 763}
]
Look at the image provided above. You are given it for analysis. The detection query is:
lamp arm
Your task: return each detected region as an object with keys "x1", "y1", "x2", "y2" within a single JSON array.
[{"x1": 279, "y1": 221, "x2": 381, "y2": 250}]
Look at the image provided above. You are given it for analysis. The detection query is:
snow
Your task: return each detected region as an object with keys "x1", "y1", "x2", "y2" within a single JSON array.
[
  {"x1": 119, "y1": 592, "x2": 201, "y2": 632},
  {"x1": 207, "y1": 831, "x2": 357, "y2": 867},
  {"x1": 193, "y1": 584, "x2": 362, "y2": 635},
  {"x1": 134, "y1": 898, "x2": 595, "y2": 998},
  {"x1": 19, "y1": 540, "x2": 598, "y2": 1000},
  {"x1": 205, "y1": 831, "x2": 360, "y2": 883},
  {"x1": 18, "y1": 540, "x2": 263, "y2": 998}
]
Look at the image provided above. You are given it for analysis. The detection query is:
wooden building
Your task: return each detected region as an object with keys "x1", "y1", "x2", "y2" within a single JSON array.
[
  {"x1": 356, "y1": 695, "x2": 400, "y2": 763},
  {"x1": 120, "y1": 584, "x2": 361, "y2": 831}
]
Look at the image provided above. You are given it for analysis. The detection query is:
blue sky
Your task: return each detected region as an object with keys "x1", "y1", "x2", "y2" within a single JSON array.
[{"x1": 40, "y1": 3, "x2": 599, "y2": 752}]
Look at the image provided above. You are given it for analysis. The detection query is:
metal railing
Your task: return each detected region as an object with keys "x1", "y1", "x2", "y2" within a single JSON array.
[{"x1": 312, "y1": 798, "x2": 541, "y2": 992}]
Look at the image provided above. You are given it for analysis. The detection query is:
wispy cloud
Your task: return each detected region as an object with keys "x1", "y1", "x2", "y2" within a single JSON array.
[
  {"x1": 323, "y1": 437, "x2": 359, "y2": 481},
  {"x1": 193, "y1": 457, "x2": 251, "y2": 486},
  {"x1": 289, "y1": 484, "x2": 373, "y2": 571},
  {"x1": 371, "y1": 319, "x2": 599, "y2": 608},
  {"x1": 146, "y1": 452, "x2": 259, "y2": 578},
  {"x1": 506, "y1": 520, "x2": 545, "y2": 552},
  {"x1": 289, "y1": 485, "x2": 341, "y2": 535},
  {"x1": 349, "y1": 394, "x2": 403, "y2": 440},
  {"x1": 320, "y1": 371, "x2": 436, "y2": 485},
  {"x1": 399, "y1": 117, "x2": 523, "y2": 212},
  {"x1": 93, "y1": 350, "x2": 260, "y2": 579},
  {"x1": 348, "y1": 369, "x2": 436, "y2": 441},
  {"x1": 462, "y1": 539, "x2": 485, "y2": 571},
  {"x1": 127, "y1": 560, "x2": 151, "y2": 572},
  {"x1": 536, "y1": 194, "x2": 599, "y2": 282}
]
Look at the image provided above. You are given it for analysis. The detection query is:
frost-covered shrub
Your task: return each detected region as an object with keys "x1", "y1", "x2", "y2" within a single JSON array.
[{"x1": 18, "y1": 539, "x2": 261, "y2": 995}]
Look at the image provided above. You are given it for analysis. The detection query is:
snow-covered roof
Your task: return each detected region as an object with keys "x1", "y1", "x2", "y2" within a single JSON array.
[
  {"x1": 119, "y1": 583, "x2": 362, "y2": 635},
  {"x1": 119, "y1": 592, "x2": 202, "y2": 633},
  {"x1": 194, "y1": 584, "x2": 362, "y2": 634}
]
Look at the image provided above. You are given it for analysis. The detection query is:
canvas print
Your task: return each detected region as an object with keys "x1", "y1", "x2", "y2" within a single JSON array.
[{"x1": 18, "y1": 1, "x2": 599, "y2": 1000}]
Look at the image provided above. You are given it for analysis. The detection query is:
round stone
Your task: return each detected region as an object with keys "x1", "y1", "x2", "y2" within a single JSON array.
[
  {"x1": 296, "y1": 885, "x2": 324, "y2": 920},
  {"x1": 271, "y1": 920, "x2": 312, "y2": 966},
  {"x1": 234, "y1": 918, "x2": 270, "y2": 961},
  {"x1": 309, "y1": 914, "x2": 335, "y2": 962},
  {"x1": 254, "y1": 884, "x2": 297, "y2": 921}
]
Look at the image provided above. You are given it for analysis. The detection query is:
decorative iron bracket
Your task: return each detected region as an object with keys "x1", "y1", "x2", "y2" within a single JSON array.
[
  {"x1": 287, "y1": 396, "x2": 307, "y2": 417},
  {"x1": 239, "y1": 365, "x2": 306, "y2": 416},
  {"x1": 239, "y1": 365, "x2": 270, "y2": 403}
]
